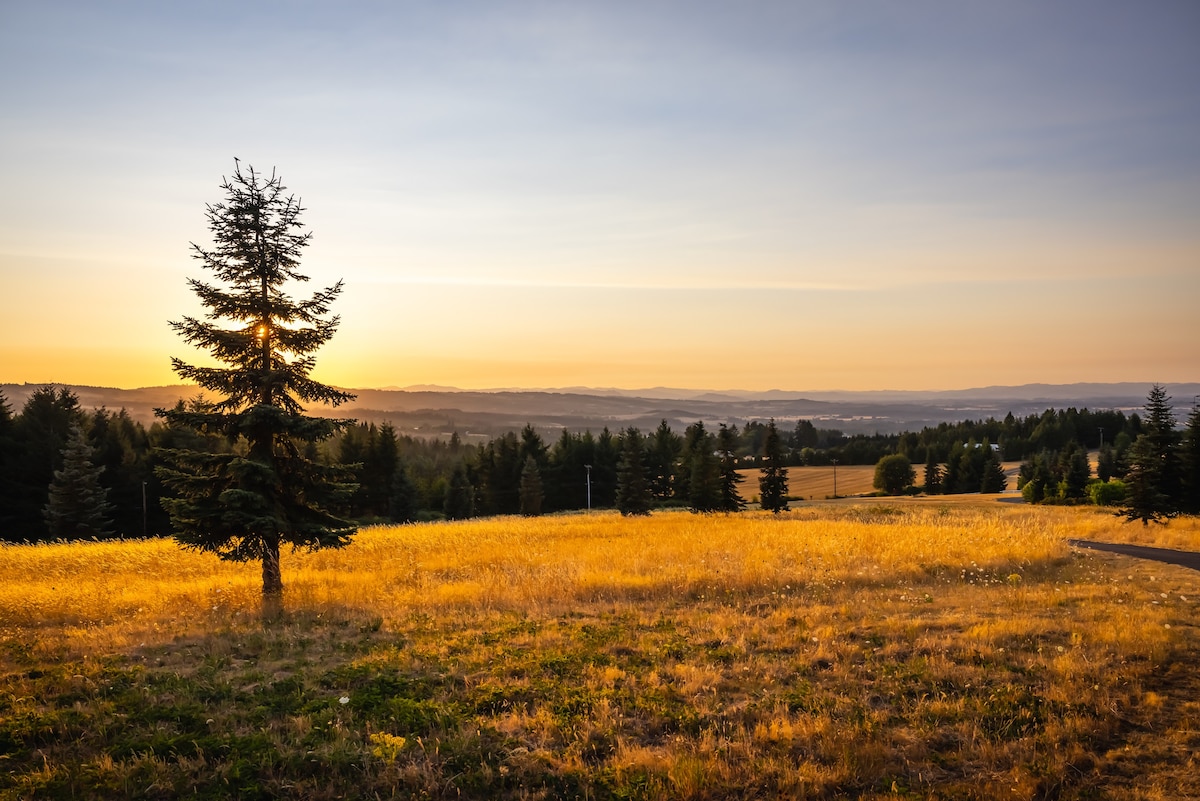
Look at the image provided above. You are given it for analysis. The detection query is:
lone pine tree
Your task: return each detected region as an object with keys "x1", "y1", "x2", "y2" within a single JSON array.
[{"x1": 155, "y1": 161, "x2": 357, "y2": 598}]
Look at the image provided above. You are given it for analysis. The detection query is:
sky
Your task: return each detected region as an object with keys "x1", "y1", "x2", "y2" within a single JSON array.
[{"x1": 2, "y1": 1, "x2": 1198, "y2": 393}]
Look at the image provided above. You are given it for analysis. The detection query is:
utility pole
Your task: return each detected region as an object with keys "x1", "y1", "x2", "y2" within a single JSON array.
[
  {"x1": 585, "y1": 464, "x2": 592, "y2": 511},
  {"x1": 832, "y1": 458, "x2": 839, "y2": 499},
  {"x1": 142, "y1": 481, "x2": 148, "y2": 538}
]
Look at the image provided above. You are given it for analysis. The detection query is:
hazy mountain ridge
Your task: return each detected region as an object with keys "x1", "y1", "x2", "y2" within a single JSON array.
[
  {"x1": 5, "y1": 381, "x2": 1196, "y2": 437},
  {"x1": 366, "y1": 381, "x2": 1200, "y2": 405}
]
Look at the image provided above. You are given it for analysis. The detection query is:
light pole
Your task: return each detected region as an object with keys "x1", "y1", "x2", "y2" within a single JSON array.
[
  {"x1": 831, "y1": 458, "x2": 838, "y2": 499},
  {"x1": 584, "y1": 464, "x2": 592, "y2": 511}
]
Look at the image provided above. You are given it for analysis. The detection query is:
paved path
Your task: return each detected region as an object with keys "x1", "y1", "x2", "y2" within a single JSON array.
[{"x1": 1067, "y1": 539, "x2": 1200, "y2": 572}]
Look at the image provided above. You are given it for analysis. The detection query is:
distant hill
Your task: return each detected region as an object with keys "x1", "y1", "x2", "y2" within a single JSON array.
[{"x1": 3, "y1": 381, "x2": 1196, "y2": 438}]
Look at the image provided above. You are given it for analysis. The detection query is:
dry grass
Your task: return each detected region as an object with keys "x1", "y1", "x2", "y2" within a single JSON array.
[
  {"x1": 739, "y1": 465, "x2": 879, "y2": 499},
  {"x1": 1, "y1": 504, "x2": 1198, "y2": 799},
  {"x1": 740, "y1": 462, "x2": 1024, "y2": 500}
]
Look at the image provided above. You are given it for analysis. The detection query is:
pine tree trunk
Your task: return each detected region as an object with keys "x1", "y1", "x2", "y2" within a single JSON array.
[
  {"x1": 260, "y1": 536, "x2": 284, "y2": 622},
  {"x1": 262, "y1": 536, "x2": 283, "y2": 595}
]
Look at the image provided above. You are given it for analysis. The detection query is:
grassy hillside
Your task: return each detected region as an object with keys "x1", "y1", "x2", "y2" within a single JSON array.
[{"x1": 1, "y1": 505, "x2": 1198, "y2": 799}]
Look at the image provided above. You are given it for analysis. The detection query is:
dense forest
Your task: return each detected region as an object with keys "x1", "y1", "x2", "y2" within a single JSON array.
[{"x1": 4, "y1": 383, "x2": 1196, "y2": 542}]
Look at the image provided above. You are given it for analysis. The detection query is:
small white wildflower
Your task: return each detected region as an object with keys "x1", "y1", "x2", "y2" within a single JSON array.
[
  {"x1": 1164, "y1": 624, "x2": 1172, "y2": 629},
  {"x1": 339, "y1": 696, "x2": 350, "y2": 705}
]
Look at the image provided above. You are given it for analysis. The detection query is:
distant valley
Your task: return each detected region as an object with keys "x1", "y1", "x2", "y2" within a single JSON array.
[{"x1": 4, "y1": 381, "x2": 1195, "y2": 440}]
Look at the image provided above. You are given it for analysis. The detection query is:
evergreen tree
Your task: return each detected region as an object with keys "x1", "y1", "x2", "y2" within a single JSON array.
[
  {"x1": 687, "y1": 449, "x2": 722, "y2": 513},
  {"x1": 1119, "y1": 435, "x2": 1173, "y2": 526},
  {"x1": 1180, "y1": 400, "x2": 1200, "y2": 515},
  {"x1": 979, "y1": 446, "x2": 1008, "y2": 494},
  {"x1": 546, "y1": 429, "x2": 591, "y2": 510},
  {"x1": 716, "y1": 423, "x2": 746, "y2": 512},
  {"x1": 792, "y1": 419, "x2": 818, "y2": 449},
  {"x1": 677, "y1": 421, "x2": 721, "y2": 513},
  {"x1": 616, "y1": 427, "x2": 652, "y2": 516},
  {"x1": 155, "y1": 162, "x2": 357, "y2": 598},
  {"x1": 360, "y1": 422, "x2": 399, "y2": 517},
  {"x1": 955, "y1": 440, "x2": 986, "y2": 493},
  {"x1": 1141, "y1": 384, "x2": 1181, "y2": 503},
  {"x1": 1057, "y1": 442, "x2": 1090, "y2": 500},
  {"x1": 674, "y1": 422, "x2": 709, "y2": 504},
  {"x1": 519, "y1": 424, "x2": 548, "y2": 465},
  {"x1": 592, "y1": 427, "x2": 620, "y2": 507},
  {"x1": 1110, "y1": 431, "x2": 1133, "y2": 479},
  {"x1": 443, "y1": 464, "x2": 475, "y2": 520},
  {"x1": 478, "y1": 431, "x2": 522, "y2": 515},
  {"x1": 1018, "y1": 450, "x2": 1055, "y2": 503},
  {"x1": 941, "y1": 441, "x2": 964, "y2": 495},
  {"x1": 1118, "y1": 386, "x2": 1179, "y2": 525},
  {"x1": 646, "y1": 420, "x2": 681, "y2": 500},
  {"x1": 44, "y1": 424, "x2": 114, "y2": 539},
  {"x1": 758, "y1": 419, "x2": 789, "y2": 513},
  {"x1": 9, "y1": 386, "x2": 82, "y2": 539},
  {"x1": 89, "y1": 408, "x2": 158, "y2": 537},
  {"x1": 922, "y1": 452, "x2": 942, "y2": 495},
  {"x1": 0, "y1": 392, "x2": 18, "y2": 535},
  {"x1": 519, "y1": 456, "x2": 544, "y2": 516},
  {"x1": 389, "y1": 460, "x2": 418, "y2": 523}
]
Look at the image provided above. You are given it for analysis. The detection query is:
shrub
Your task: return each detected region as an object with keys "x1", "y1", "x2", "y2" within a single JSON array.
[{"x1": 1089, "y1": 479, "x2": 1126, "y2": 507}]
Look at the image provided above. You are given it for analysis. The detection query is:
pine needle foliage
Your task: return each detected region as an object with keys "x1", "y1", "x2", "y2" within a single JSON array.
[
  {"x1": 43, "y1": 424, "x2": 114, "y2": 539},
  {"x1": 1117, "y1": 385, "x2": 1179, "y2": 526},
  {"x1": 758, "y1": 419, "x2": 790, "y2": 512},
  {"x1": 615, "y1": 426, "x2": 652, "y2": 516},
  {"x1": 716, "y1": 423, "x2": 746, "y2": 512},
  {"x1": 155, "y1": 161, "x2": 357, "y2": 596}
]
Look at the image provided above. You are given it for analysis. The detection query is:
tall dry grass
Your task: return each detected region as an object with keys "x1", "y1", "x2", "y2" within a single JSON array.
[
  {"x1": 1, "y1": 503, "x2": 1197, "y2": 799},
  {"x1": 1, "y1": 505, "x2": 1068, "y2": 645},
  {"x1": 2, "y1": 504, "x2": 1188, "y2": 667}
]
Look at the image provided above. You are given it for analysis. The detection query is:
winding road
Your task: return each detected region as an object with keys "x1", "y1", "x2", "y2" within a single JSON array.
[{"x1": 1067, "y1": 539, "x2": 1200, "y2": 572}]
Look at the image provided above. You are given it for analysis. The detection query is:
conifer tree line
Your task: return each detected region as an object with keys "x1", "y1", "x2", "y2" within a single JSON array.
[
  {"x1": 1010, "y1": 386, "x2": 1200, "y2": 519},
  {"x1": 1109, "y1": 385, "x2": 1200, "y2": 524},
  {"x1": 5, "y1": 382, "x2": 1199, "y2": 540},
  {"x1": 0, "y1": 386, "x2": 168, "y2": 541}
]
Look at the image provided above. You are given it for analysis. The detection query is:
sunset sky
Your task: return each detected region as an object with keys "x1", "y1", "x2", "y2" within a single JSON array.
[{"x1": 2, "y1": 1, "x2": 1198, "y2": 393}]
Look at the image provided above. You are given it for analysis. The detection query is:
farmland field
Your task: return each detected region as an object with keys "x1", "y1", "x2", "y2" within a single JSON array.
[
  {"x1": 737, "y1": 462, "x2": 1025, "y2": 500},
  {"x1": 1, "y1": 503, "x2": 1198, "y2": 799}
]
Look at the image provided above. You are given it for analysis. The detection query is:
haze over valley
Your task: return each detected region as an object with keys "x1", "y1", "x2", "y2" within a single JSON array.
[{"x1": 4, "y1": 381, "x2": 1195, "y2": 439}]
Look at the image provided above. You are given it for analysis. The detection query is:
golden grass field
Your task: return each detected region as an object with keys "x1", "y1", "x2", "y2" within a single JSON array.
[
  {"x1": 1, "y1": 502, "x2": 1198, "y2": 799},
  {"x1": 738, "y1": 462, "x2": 1025, "y2": 500}
]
